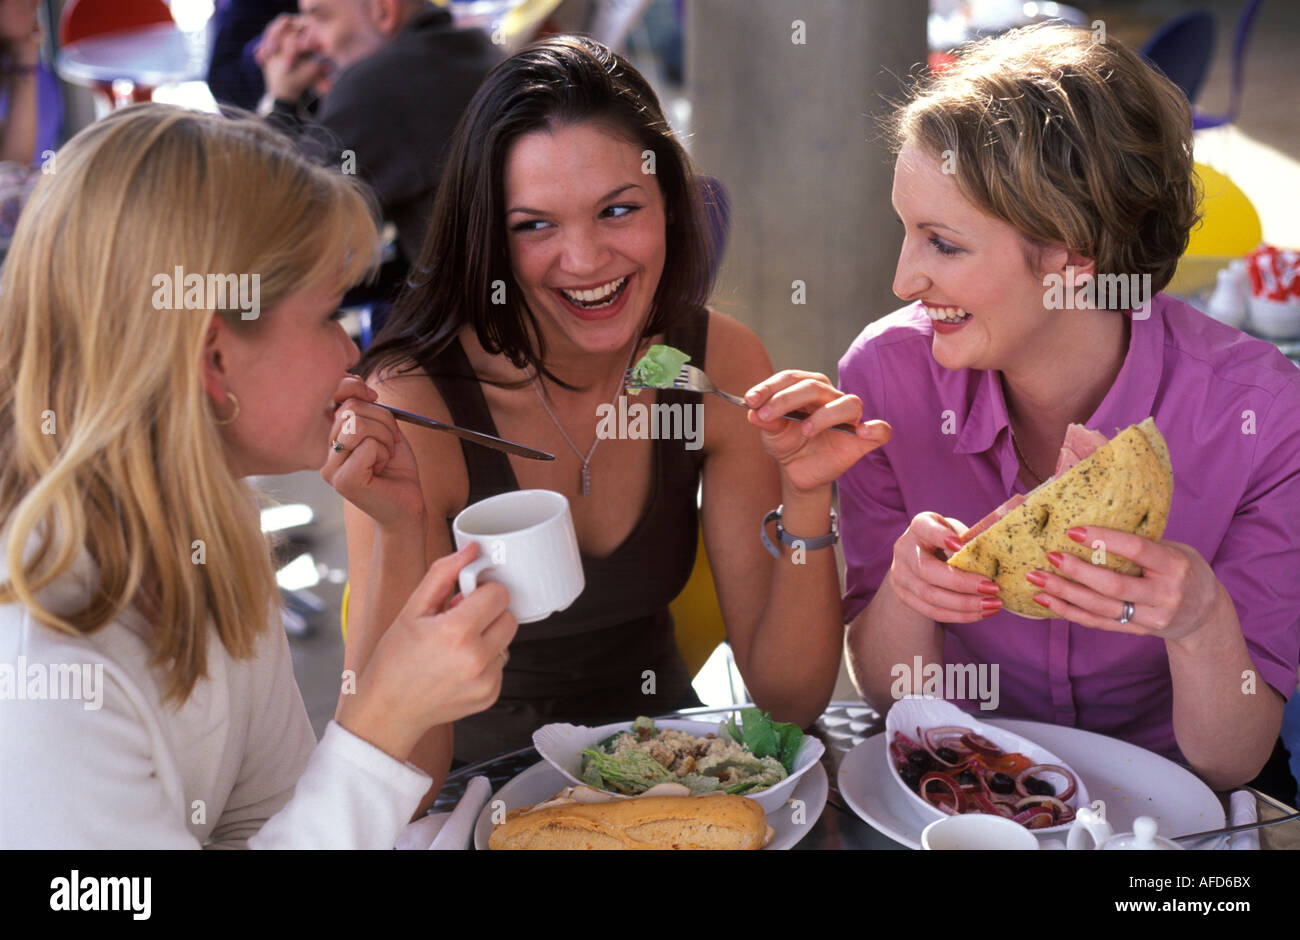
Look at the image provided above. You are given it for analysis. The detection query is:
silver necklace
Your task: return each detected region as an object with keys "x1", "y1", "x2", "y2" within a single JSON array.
[{"x1": 530, "y1": 345, "x2": 641, "y2": 496}]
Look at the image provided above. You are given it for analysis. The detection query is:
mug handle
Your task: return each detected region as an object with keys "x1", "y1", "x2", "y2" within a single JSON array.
[{"x1": 458, "y1": 556, "x2": 494, "y2": 598}]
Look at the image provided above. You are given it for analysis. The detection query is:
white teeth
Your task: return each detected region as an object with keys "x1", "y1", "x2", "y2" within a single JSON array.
[
  {"x1": 924, "y1": 305, "x2": 970, "y2": 323},
  {"x1": 561, "y1": 277, "x2": 627, "y2": 306}
]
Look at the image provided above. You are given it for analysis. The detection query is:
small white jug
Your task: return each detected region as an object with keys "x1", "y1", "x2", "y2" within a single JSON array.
[{"x1": 1066, "y1": 806, "x2": 1183, "y2": 850}]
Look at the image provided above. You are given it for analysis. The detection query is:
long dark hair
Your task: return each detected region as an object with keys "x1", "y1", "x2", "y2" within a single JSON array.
[{"x1": 359, "y1": 35, "x2": 712, "y2": 388}]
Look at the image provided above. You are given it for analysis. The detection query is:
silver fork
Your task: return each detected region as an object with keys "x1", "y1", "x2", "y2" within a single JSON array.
[{"x1": 625, "y1": 363, "x2": 859, "y2": 434}]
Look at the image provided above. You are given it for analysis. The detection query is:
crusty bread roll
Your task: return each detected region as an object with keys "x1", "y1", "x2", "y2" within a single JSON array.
[{"x1": 488, "y1": 794, "x2": 771, "y2": 850}]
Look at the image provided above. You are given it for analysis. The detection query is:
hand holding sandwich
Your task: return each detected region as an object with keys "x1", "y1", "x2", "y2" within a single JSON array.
[
  {"x1": 886, "y1": 512, "x2": 1002, "y2": 623},
  {"x1": 1024, "y1": 526, "x2": 1227, "y2": 645}
]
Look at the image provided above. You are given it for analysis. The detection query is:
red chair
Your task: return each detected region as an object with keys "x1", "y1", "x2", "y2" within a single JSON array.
[{"x1": 57, "y1": 0, "x2": 175, "y2": 106}]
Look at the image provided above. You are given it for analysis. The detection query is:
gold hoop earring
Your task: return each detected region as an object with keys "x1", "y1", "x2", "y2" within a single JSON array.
[{"x1": 214, "y1": 392, "x2": 240, "y2": 426}]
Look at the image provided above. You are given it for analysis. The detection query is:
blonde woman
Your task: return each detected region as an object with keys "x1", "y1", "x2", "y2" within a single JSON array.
[{"x1": 0, "y1": 104, "x2": 517, "y2": 848}]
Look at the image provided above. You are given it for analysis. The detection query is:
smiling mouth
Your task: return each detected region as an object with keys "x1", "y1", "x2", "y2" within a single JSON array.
[
  {"x1": 556, "y1": 276, "x2": 630, "y2": 310},
  {"x1": 923, "y1": 303, "x2": 972, "y2": 324}
]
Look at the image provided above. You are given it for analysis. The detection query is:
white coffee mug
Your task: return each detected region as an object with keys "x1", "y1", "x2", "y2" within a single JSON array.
[
  {"x1": 452, "y1": 489, "x2": 584, "y2": 624},
  {"x1": 921, "y1": 814, "x2": 1040, "y2": 850}
]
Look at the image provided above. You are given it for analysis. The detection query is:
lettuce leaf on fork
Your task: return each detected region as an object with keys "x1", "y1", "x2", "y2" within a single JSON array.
[{"x1": 627, "y1": 344, "x2": 691, "y2": 395}]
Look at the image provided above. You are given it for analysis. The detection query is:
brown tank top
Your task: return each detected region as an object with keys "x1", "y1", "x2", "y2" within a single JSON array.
[{"x1": 421, "y1": 308, "x2": 710, "y2": 763}]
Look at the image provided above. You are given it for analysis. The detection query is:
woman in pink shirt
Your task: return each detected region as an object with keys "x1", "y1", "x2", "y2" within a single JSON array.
[{"x1": 839, "y1": 24, "x2": 1300, "y2": 791}]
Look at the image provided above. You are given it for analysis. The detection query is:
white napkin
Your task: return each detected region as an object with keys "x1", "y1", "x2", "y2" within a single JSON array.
[
  {"x1": 1228, "y1": 789, "x2": 1259, "y2": 851},
  {"x1": 429, "y1": 776, "x2": 493, "y2": 850},
  {"x1": 394, "y1": 812, "x2": 450, "y2": 850},
  {"x1": 394, "y1": 776, "x2": 493, "y2": 850}
]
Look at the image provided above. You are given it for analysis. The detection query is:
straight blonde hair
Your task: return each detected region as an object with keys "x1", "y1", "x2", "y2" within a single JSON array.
[{"x1": 0, "y1": 104, "x2": 379, "y2": 703}]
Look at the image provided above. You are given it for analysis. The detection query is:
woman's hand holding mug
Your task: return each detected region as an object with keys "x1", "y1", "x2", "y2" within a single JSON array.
[{"x1": 337, "y1": 544, "x2": 518, "y2": 762}]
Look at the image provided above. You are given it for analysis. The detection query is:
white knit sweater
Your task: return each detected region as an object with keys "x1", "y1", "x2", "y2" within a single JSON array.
[{"x1": 0, "y1": 545, "x2": 430, "y2": 849}]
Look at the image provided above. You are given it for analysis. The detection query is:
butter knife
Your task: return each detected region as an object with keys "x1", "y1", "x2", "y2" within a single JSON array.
[
  {"x1": 379, "y1": 403, "x2": 555, "y2": 461},
  {"x1": 1172, "y1": 808, "x2": 1300, "y2": 844}
]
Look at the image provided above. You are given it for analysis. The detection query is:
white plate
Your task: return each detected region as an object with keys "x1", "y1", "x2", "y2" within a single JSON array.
[
  {"x1": 533, "y1": 717, "x2": 825, "y2": 814},
  {"x1": 474, "y1": 758, "x2": 829, "y2": 850},
  {"x1": 885, "y1": 697, "x2": 1087, "y2": 833},
  {"x1": 840, "y1": 719, "x2": 1226, "y2": 849}
]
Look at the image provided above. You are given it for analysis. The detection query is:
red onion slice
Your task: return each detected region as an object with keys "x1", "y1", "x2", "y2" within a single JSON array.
[
  {"x1": 960, "y1": 732, "x2": 1004, "y2": 758},
  {"x1": 918, "y1": 726, "x2": 967, "y2": 766},
  {"x1": 894, "y1": 731, "x2": 923, "y2": 752},
  {"x1": 1012, "y1": 807, "x2": 1055, "y2": 828},
  {"x1": 924, "y1": 725, "x2": 974, "y2": 753},
  {"x1": 919, "y1": 772, "x2": 964, "y2": 815},
  {"x1": 1015, "y1": 764, "x2": 1077, "y2": 802},
  {"x1": 1015, "y1": 795, "x2": 1071, "y2": 815}
]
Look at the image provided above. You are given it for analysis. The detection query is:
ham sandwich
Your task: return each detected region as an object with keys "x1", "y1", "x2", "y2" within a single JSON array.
[{"x1": 946, "y1": 418, "x2": 1174, "y2": 619}]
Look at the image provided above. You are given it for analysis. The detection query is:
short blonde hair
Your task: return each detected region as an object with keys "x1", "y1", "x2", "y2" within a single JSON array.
[
  {"x1": 0, "y1": 104, "x2": 379, "y2": 702},
  {"x1": 887, "y1": 23, "x2": 1200, "y2": 293}
]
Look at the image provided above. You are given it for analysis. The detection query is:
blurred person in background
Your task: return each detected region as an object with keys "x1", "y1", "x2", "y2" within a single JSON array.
[
  {"x1": 259, "y1": 0, "x2": 499, "y2": 275},
  {"x1": 0, "y1": 0, "x2": 61, "y2": 262},
  {"x1": 206, "y1": 0, "x2": 298, "y2": 111}
]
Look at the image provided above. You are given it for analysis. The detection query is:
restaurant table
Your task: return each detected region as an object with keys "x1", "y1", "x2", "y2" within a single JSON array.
[
  {"x1": 433, "y1": 701, "x2": 1300, "y2": 850},
  {"x1": 55, "y1": 22, "x2": 209, "y2": 106}
]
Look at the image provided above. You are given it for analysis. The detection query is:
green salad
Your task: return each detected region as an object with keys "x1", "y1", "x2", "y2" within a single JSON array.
[
  {"x1": 627, "y1": 344, "x2": 691, "y2": 395},
  {"x1": 579, "y1": 710, "x2": 804, "y2": 796}
]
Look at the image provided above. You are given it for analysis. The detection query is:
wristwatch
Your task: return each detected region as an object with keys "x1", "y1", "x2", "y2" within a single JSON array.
[{"x1": 761, "y1": 505, "x2": 839, "y2": 559}]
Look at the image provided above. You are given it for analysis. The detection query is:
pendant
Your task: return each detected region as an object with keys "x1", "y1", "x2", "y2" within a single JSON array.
[{"x1": 581, "y1": 463, "x2": 591, "y2": 497}]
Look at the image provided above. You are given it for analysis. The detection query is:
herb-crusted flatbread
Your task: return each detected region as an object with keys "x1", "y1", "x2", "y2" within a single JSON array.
[{"x1": 947, "y1": 418, "x2": 1173, "y2": 619}]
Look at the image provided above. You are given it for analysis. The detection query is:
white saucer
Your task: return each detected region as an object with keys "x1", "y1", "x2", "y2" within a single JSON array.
[{"x1": 474, "y1": 758, "x2": 829, "y2": 850}]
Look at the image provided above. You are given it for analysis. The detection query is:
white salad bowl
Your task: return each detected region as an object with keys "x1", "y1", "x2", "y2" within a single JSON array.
[
  {"x1": 533, "y1": 717, "x2": 825, "y2": 814},
  {"x1": 884, "y1": 697, "x2": 1088, "y2": 835}
]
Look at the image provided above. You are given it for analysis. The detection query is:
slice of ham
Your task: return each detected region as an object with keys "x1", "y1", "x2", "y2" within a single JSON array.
[
  {"x1": 961, "y1": 493, "x2": 1026, "y2": 543},
  {"x1": 1052, "y1": 424, "x2": 1109, "y2": 477},
  {"x1": 955, "y1": 424, "x2": 1109, "y2": 546}
]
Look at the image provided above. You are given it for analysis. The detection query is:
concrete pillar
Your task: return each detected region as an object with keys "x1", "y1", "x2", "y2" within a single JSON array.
[{"x1": 687, "y1": 0, "x2": 927, "y2": 377}]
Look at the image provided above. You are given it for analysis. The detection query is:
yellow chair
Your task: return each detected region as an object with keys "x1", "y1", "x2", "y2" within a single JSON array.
[
  {"x1": 341, "y1": 581, "x2": 350, "y2": 643},
  {"x1": 1186, "y1": 163, "x2": 1263, "y2": 257},
  {"x1": 341, "y1": 530, "x2": 728, "y2": 677},
  {"x1": 669, "y1": 529, "x2": 729, "y2": 677},
  {"x1": 1168, "y1": 162, "x2": 1264, "y2": 295}
]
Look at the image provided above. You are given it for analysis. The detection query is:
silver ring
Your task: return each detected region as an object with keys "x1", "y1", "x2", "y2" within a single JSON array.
[
  {"x1": 499, "y1": 649, "x2": 510, "y2": 667},
  {"x1": 1118, "y1": 600, "x2": 1135, "y2": 625},
  {"x1": 331, "y1": 439, "x2": 345, "y2": 453}
]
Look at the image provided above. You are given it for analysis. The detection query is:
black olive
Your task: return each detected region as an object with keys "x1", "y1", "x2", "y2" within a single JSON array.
[
  {"x1": 1024, "y1": 776, "x2": 1056, "y2": 796},
  {"x1": 900, "y1": 765, "x2": 923, "y2": 791},
  {"x1": 907, "y1": 750, "x2": 934, "y2": 771},
  {"x1": 936, "y1": 746, "x2": 959, "y2": 764},
  {"x1": 924, "y1": 779, "x2": 947, "y2": 796},
  {"x1": 956, "y1": 769, "x2": 978, "y2": 787},
  {"x1": 989, "y1": 772, "x2": 1016, "y2": 794}
]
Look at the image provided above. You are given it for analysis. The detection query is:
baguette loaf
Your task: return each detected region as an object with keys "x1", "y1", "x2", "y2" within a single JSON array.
[{"x1": 488, "y1": 794, "x2": 771, "y2": 850}]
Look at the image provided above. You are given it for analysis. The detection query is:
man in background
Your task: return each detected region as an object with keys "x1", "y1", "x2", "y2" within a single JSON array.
[{"x1": 261, "y1": 0, "x2": 499, "y2": 270}]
